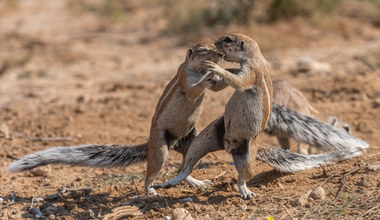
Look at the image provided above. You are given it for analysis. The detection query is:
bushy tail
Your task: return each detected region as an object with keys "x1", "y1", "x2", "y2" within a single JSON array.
[
  {"x1": 266, "y1": 104, "x2": 369, "y2": 151},
  {"x1": 8, "y1": 143, "x2": 148, "y2": 172},
  {"x1": 257, "y1": 146, "x2": 363, "y2": 173}
]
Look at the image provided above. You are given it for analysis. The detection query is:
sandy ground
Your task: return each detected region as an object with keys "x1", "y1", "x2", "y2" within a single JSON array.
[{"x1": 0, "y1": 1, "x2": 379, "y2": 219}]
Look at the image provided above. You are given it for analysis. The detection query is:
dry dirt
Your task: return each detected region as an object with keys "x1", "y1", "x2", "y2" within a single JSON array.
[{"x1": 0, "y1": 1, "x2": 380, "y2": 219}]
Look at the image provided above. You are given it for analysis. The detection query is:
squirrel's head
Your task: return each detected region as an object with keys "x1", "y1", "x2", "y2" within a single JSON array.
[
  {"x1": 185, "y1": 43, "x2": 224, "y2": 68},
  {"x1": 327, "y1": 116, "x2": 352, "y2": 134},
  {"x1": 214, "y1": 33, "x2": 261, "y2": 63}
]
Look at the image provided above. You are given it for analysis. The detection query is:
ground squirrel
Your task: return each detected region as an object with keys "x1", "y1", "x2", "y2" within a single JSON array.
[
  {"x1": 269, "y1": 79, "x2": 351, "y2": 154},
  {"x1": 9, "y1": 43, "x2": 227, "y2": 196},
  {"x1": 204, "y1": 33, "x2": 273, "y2": 199},
  {"x1": 10, "y1": 40, "x2": 368, "y2": 199},
  {"x1": 153, "y1": 34, "x2": 368, "y2": 200}
]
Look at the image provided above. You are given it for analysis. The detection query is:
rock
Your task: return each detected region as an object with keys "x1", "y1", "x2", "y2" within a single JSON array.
[
  {"x1": 356, "y1": 177, "x2": 369, "y2": 187},
  {"x1": 182, "y1": 197, "x2": 193, "y2": 202},
  {"x1": 34, "y1": 197, "x2": 44, "y2": 203},
  {"x1": 29, "y1": 207, "x2": 44, "y2": 218},
  {"x1": 29, "y1": 166, "x2": 51, "y2": 177},
  {"x1": 164, "y1": 216, "x2": 172, "y2": 220},
  {"x1": 103, "y1": 206, "x2": 143, "y2": 220},
  {"x1": 88, "y1": 209, "x2": 95, "y2": 218},
  {"x1": 296, "y1": 57, "x2": 331, "y2": 75},
  {"x1": 238, "y1": 204, "x2": 247, "y2": 211},
  {"x1": 232, "y1": 184, "x2": 239, "y2": 192},
  {"x1": 277, "y1": 182, "x2": 284, "y2": 189},
  {"x1": 309, "y1": 186, "x2": 326, "y2": 201},
  {"x1": 290, "y1": 190, "x2": 311, "y2": 207},
  {"x1": 46, "y1": 206, "x2": 58, "y2": 214},
  {"x1": 152, "y1": 202, "x2": 161, "y2": 209},
  {"x1": 48, "y1": 214, "x2": 56, "y2": 219},
  {"x1": 172, "y1": 208, "x2": 194, "y2": 220},
  {"x1": 0, "y1": 198, "x2": 3, "y2": 204},
  {"x1": 372, "y1": 99, "x2": 380, "y2": 108},
  {"x1": 202, "y1": 214, "x2": 213, "y2": 220},
  {"x1": 0, "y1": 123, "x2": 10, "y2": 139}
]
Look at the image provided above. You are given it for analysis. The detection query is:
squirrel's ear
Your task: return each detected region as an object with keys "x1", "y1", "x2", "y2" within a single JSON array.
[
  {"x1": 187, "y1": 49, "x2": 193, "y2": 58},
  {"x1": 328, "y1": 116, "x2": 337, "y2": 125},
  {"x1": 240, "y1": 41, "x2": 245, "y2": 51}
]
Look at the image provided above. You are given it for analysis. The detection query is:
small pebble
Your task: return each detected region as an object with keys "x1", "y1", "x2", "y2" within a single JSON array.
[
  {"x1": 30, "y1": 166, "x2": 51, "y2": 177},
  {"x1": 0, "y1": 123, "x2": 10, "y2": 139},
  {"x1": 277, "y1": 182, "x2": 284, "y2": 188},
  {"x1": 88, "y1": 209, "x2": 95, "y2": 218},
  {"x1": 46, "y1": 206, "x2": 58, "y2": 214},
  {"x1": 238, "y1": 204, "x2": 247, "y2": 211},
  {"x1": 172, "y1": 208, "x2": 193, "y2": 220},
  {"x1": 290, "y1": 190, "x2": 311, "y2": 207},
  {"x1": 29, "y1": 208, "x2": 44, "y2": 218},
  {"x1": 152, "y1": 202, "x2": 161, "y2": 208},
  {"x1": 34, "y1": 197, "x2": 44, "y2": 203},
  {"x1": 232, "y1": 184, "x2": 239, "y2": 192},
  {"x1": 48, "y1": 214, "x2": 56, "y2": 219},
  {"x1": 164, "y1": 216, "x2": 172, "y2": 220},
  {"x1": 182, "y1": 197, "x2": 193, "y2": 202},
  {"x1": 356, "y1": 177, "x2": 369, "y2": 187},
  {"x1": 309, "y1": 186, "x2": 326, "y2": 201}
]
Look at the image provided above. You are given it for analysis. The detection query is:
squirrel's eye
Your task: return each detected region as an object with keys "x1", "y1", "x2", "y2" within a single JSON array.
[
  {"x1": 240, "y1": 41, "x2": 245, "y2": 50},
  {"x1": 197, "y1": 49, "x2": 209, "y2": 55},
  {"x1": 223, "y1": 36, "x2": 233, "y2": 43}
]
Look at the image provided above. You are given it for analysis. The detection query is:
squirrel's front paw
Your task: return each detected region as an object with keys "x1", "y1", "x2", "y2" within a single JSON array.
[{"x1": 201, "y1": 61, "x2": 221, "y2": 72}]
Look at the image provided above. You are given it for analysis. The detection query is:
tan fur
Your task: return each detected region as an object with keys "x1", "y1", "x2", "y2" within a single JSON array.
[
  {"x1": 202, "y1": 33, "x2": 273, "y2": 199},
  {"x1": 145, "y1": 43, "x2": 226, "y2": 196}
]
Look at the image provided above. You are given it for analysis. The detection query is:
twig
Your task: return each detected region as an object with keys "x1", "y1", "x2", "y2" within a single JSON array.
[
  {"x1": 6, "y1": 154, "x2": 18, "y2": 160},
  {"x1": 10, "y1": 191, "x2": 16, "y2": 205},
  {"x1": 334, "y1": 175, "x2": 347, "y2": 198},
  {"x1": 57, "y1": 192, "x2": 67, "y2": 202},
  {"x1": 362, "y1": 204, "x2": 379, "y2": 217},
  {"x1": 211, "y1": 153, "x2": 219, "y2": 161},
  {"x1": 335, "y1": 166, "x2": 361, "y2": 198},
  {"x1": 30, "y1": 197, "x2": 35, "y2": 209},
  {"x1": 180, "y1": 189, "x2": 194, "y2": 193},
  {"x1": 131, "y1": 176, "x2": 141, "y2": 201},
  {"x1": 283, "y1": 205, "x2": 295, "y2": 220},
  {"x1": 319, "y1": 164, "x2": 328, "y2": 176},
  {"x1": 368, "y1": 152, "x2": 380, "y2": 157},
  {"x1": 322, "y1": 173, "x2": 340, "y2": 184},
  {"x1": 167, "y1": 162, "x2": 180, "y2": 168},
  {"x1": 29, "y1": 136, "x2": 72, "y2": 142},
  {"x1": 271, "y1": 196, "x2": 292, "y2": 200},
  {"x1": 365, "y1": 163, "x2": 380, "y2": 171},
  {"x1": 213, "y1": 171, "x2": 227, "y2": 179}
]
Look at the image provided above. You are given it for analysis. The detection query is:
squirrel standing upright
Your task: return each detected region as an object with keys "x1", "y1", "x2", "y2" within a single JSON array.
[{"x1": 9, "y1": 43, "x2": 227, "y2": 196}]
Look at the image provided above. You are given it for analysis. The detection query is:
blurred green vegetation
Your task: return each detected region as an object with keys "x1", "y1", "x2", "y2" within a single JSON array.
[
  {"x1": 66, "y1": 0, "x2": 380, "y2": 32},
  {"x1": 164, "y1": 0, "x2": 380, "y2": 33},
  {"x1": 68, "y1": 0, "x2": 133, "y2": 21},
  {"x1": 165, "y1": 0, "x2": 255, "y2": 32},
  {"x1": 266, "y1": 0, "x2": 341, "y2": 21}
]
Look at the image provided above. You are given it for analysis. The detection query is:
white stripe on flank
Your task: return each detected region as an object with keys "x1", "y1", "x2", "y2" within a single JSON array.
[
  {"x1": 154, "y1": 78, "x2": 179, "y2": 121},
  {"x1": 262, "y1": 74, "x2": 271, "y2": 123}
]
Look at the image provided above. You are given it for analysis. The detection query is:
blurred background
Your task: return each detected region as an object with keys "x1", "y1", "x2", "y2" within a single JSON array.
[{"x1": 0, "y1": 0, "x2": 379, "y2": 219}]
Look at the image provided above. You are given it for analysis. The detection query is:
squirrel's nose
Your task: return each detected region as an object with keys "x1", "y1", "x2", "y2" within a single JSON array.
[{"x1": 217, "y1": 51, "x2": 224, "y2": 57}]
